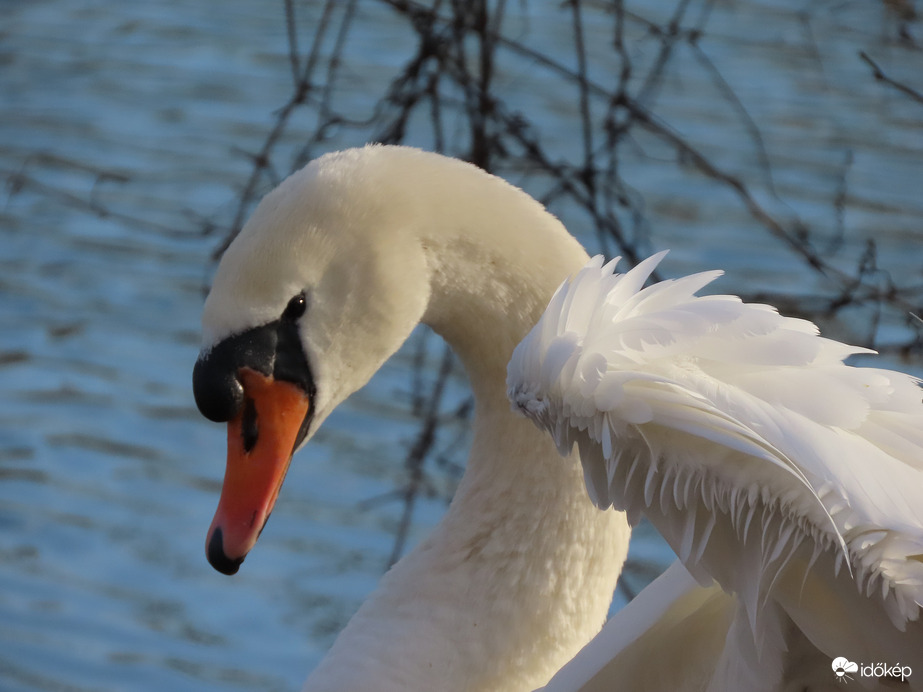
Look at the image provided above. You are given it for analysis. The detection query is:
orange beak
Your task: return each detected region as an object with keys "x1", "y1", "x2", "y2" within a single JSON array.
[{"x1": 205, "y1": 367, "x2": 311, "y2": 574}]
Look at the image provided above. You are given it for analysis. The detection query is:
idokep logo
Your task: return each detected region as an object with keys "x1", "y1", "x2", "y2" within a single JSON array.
[{"x1": 832, "y1": 657, "x2": 912, "y2": 684}]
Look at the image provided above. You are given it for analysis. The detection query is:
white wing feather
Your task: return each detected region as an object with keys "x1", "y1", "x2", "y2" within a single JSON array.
[{"x1": 509, "y1": 252, "x2": 923, "y2": 690}]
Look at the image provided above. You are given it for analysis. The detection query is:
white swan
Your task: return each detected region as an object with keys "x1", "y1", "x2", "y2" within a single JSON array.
[
  {"x1": 192, "y1": 144, "x2": 922, "y2": 692},
  {"x1": 192, "y1": 145, "x2": 629, "y2": 692},
  {"x1": 508, "y1": 253, "x2": 923, "y2": 691}
]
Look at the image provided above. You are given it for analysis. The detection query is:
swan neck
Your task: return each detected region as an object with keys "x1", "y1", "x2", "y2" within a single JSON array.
[
  {"x1": 417, "y1": 196, "x2": 588, "y2": 397},
  {"x1": 303, "y1": 151, "x2": 628, "y2": 692}
]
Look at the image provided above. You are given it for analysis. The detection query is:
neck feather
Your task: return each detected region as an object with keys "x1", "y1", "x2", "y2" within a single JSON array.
[{"x1": 305, "y1": 151, "x2": 630, "y2": 692}]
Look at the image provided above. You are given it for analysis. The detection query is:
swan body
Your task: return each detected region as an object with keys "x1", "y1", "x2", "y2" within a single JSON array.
[
  {"x1": 508, "y1": 252, "x2": 923, "y2": 691},
  {"x1": 194, "y1": 145, "x2": 630, "y2": 691},
  {"x1": 195, "y1": 144, "x2": 921, "y2": 692}
]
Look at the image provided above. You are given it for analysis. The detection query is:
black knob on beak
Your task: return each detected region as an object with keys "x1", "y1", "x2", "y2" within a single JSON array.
[
  {"x1": 193, "y1": 325, "x2": 279, "y2": 423},
  {"x1": 193, "y1": 317, "x2": 315, "y2": 425},
  {"x1": 193, "y1": 353, "x2": 245, "y2": 423}
]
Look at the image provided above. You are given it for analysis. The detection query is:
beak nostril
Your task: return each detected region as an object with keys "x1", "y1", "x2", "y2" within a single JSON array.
[{"x1": 241, "y1": 397, "x2": 259, "y2": 453}]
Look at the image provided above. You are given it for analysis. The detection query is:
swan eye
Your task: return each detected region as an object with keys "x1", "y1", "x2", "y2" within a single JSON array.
[{"x1": 282, "y1": 292, "x2": 307, "y2": 321}]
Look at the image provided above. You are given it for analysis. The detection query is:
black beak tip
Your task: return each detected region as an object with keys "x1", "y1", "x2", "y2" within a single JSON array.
[{"x1": 207, "y1": 527, "x2": 244, "y2": 576}]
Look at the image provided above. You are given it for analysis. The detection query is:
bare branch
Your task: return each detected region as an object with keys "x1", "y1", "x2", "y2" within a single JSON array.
[{"x1": 859, "y1": 50, "x2": 923, "y2": 105}]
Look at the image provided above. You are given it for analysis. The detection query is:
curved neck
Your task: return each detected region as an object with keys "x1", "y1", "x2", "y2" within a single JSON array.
[
  {"x1": 417, "y1": 174, "x2": 587, "y2": 399},
  {"x1": 304, "y1": 157, "x2": 630, "y2": 692}
]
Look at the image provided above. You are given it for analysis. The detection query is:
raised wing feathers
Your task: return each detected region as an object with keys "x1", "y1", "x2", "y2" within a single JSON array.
[{"x1": 508, "y1": 252, "x2": 923, "y2": 684}]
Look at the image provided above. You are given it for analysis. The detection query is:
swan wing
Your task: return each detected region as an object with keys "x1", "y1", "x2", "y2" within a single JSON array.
[
  {"x1": 509, "y1": 252, "x2": 923, "y2": 682},
  {"x1": 538, "y1": 561, "x2": 735, "y2": 692},
  {"x1": 539, "y1": 561, "x2": 840, "y2": 692}
]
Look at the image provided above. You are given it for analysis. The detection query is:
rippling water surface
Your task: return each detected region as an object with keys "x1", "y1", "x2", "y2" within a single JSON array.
[{"x1": 1, "y1": 1, "x2": 921, "y2": 690}]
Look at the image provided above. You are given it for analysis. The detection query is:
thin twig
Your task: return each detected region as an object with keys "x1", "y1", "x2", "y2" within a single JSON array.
[{"x1": 859, "y1": 50, "x2": 923, "y2": 105}]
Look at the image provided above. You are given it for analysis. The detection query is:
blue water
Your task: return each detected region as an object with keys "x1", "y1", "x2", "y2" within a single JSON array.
[{"x1": 1, "y1": 1, "x2": 921, "y2": 690}]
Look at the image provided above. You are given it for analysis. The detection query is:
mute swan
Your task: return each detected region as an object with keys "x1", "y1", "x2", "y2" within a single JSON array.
[
  {"x1": 192, "y1": 144, "x2": 920, "y2": 692},
  {"x1": 508, "y1": 253, "x2": 923, "y2": 691},
  {"x1": 193, "y1": 145, "x2": 630, "y2": 692}
]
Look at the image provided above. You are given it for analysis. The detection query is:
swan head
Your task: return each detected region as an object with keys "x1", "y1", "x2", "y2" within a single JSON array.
[{"x1": 193, "y1": 146, "x2": 432, "y2": 574}]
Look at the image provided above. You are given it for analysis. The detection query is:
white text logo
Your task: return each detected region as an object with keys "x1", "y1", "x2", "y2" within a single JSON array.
[{"x1": 832, "y1": 657, "x2": 912, "y2": 684}]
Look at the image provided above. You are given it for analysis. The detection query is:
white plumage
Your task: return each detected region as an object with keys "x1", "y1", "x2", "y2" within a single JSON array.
[
  {"x1": 201, "y1": 146, "x2": 631, "y2": 692},
  {"x1": 509, "y1": 251, "x2": 923, "y2": 691},
  {"x1": 201, "y1": 145, "x2": 922, "y2": 692}
]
